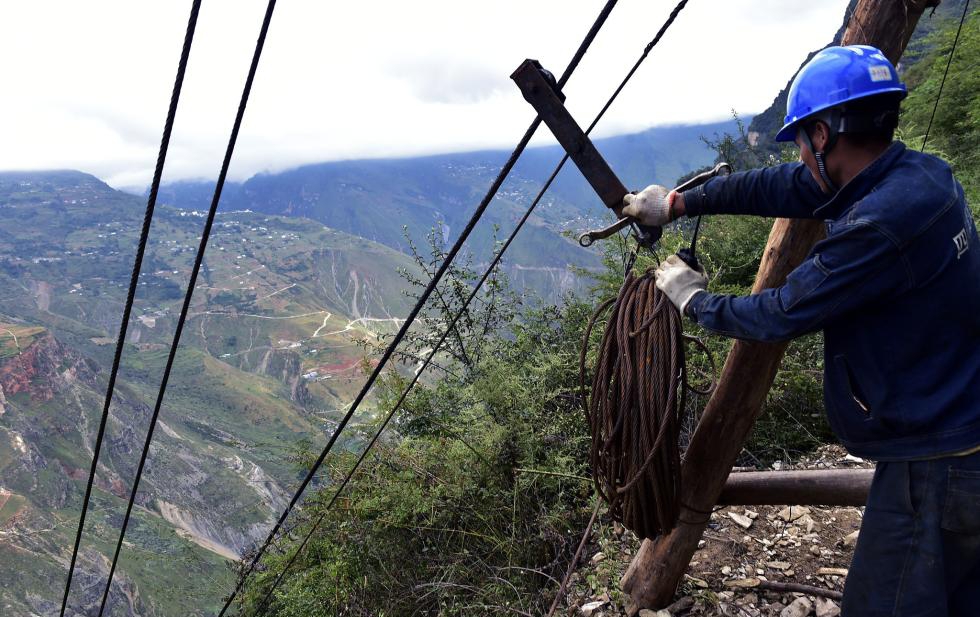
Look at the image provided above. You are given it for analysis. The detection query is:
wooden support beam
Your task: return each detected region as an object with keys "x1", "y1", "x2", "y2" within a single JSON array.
[
  {"x1": 718, "y1": 469, "x2": 873, "y2": 507},
  {"x1": 621, "y1": 1, "x2": 940, "y2": 610}
]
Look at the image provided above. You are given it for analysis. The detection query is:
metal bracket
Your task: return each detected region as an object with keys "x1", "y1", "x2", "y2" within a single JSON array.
[
  {"x1": 512, "y1": 59, "x2": 666, "y2": 249},
  {"x1": 512, "y1": 59, "x2": 732, "y2": 252},
  {"x1": 511, "y1": 59, "x2": 628, "y2": 209}
]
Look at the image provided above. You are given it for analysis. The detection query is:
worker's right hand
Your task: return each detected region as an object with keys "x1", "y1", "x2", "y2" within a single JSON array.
[
  {"x1": 621, "y1": 184, "x2": 672, "y2": 227},
  {"x1": 655, "y1": 254, "x2": 707, "y2": 315}
]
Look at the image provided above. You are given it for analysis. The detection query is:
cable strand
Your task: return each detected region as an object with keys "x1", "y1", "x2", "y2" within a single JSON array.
[
  {"x1": 582, "y1": 268, "x2": 690, "y2": 539},
  {"x1": 243, "y1": 0, "x2": 693, "y2": 611},
  {"x1": 921, "y1": 0, "x2": 970, "y2": 151},
  {"x1": 94, "y1": 2, "x2": 278, "y2": 615},
  {"x1": 57, "y1": 2, "x2": 202, "y2": 615}
]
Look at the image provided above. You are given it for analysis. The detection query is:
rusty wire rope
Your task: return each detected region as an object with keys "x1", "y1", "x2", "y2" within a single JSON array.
[{"x1": 580, "y1": 265, "x2": 711, "y2": 540}]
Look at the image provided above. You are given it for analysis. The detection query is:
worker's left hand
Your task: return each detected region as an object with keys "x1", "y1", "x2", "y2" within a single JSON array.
[
  {"x1": 655, "y1": 255, "x2": 707, "y2": 315},
  {"x1": 622, "y1": 184, "x2": 672, "y2": 226}
]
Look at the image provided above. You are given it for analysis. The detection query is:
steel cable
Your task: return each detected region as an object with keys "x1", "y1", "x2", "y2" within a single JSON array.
[
  {"x1": 580, "y1": 262, "x2": 714, "y2": 540},
  {"x1": 920, "y1": 0, "x2": 970, "y2": 151},
  {"x1": 216, "y1": 3, "x2": 621, "y2": 613},
  {"x1": 94, "y1": 2, "x2": 278, "y2": 615},
  {"x1": 58, "y1": 2, "x2": 202, "y2": 615},
  {"x1": 581, "y1": 268, "x2": 682, "y2": 539},
  {"x1": 241, "y1": 1, "x2": 694, "y2": 612}
]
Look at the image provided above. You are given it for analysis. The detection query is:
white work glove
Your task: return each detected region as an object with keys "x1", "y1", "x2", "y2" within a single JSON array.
[
  {"x1": 621, "y1": 184, "x2": 673, "y2": 227},
  {"x1": 654, "y1": 254, "x2": 707, "y2": 315}
]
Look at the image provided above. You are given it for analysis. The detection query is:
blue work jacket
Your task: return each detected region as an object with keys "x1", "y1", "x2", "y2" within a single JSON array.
[{"x1": 681, "y1": 141, "x2": 980, "y2": 461}]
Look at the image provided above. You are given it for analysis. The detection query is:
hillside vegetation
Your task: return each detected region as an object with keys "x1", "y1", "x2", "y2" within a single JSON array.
[
  {"x1": 236, "y1": 10, "x2": 980, "y2": 617},
  {"x1": 0, "y1": 114, "x2": 731, "y2": 614},
  {"x1": 900, "y1": 4, "x2": 980, "y2": 210},
  {"x1": 0, "y1": 117, "x2": 729, "y2": 614}
]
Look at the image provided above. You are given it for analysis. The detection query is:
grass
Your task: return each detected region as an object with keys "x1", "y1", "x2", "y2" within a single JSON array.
[
  {"x1": 0, "y1": 324, "x2": 46, "y2": 358},
  {"x1": 0, "y1": 492, "x2": 26, "y2": 525}
]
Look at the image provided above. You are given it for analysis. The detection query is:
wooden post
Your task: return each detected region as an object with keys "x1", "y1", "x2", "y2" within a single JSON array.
[
  {"x1": 621, "y1": 1, "x2": 940, "y2": 610},
  {"x1": 718, "y1": 469, "x2": 873, "y2": 507}
]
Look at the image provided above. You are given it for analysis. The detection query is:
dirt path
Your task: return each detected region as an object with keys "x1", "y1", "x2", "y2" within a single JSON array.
[
  {"x1": 311, "y1": 313, "x2": 334, "y2": 338},
  {"x1": 258, "y1": 283, "x2": 295, "y2": 300},
  {"x1": 191, "y1": 309, "x2": 329, "y2": 320},
  {"x1": 0, "y1": 328, "x2": 20, "y2": 352}
]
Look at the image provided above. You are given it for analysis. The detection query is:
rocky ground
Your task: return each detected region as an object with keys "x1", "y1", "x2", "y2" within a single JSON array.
[{"x1": 557, "y1": 446, "x2": 873, "y2": 617}]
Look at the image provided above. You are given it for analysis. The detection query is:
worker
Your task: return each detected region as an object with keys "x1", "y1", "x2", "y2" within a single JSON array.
[{"x1": 624, "y1": 45, "x2": 980, "y2": 616}]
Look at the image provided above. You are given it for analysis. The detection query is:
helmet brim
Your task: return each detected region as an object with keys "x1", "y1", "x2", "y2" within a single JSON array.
[{"x1": 775, "y1": 123, "x2": 797, "y2": 142}]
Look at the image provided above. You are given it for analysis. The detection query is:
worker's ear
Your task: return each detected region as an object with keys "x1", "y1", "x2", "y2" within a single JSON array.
[{"x1": 809, "y1": 120, "x2": 830, "y2": 153}]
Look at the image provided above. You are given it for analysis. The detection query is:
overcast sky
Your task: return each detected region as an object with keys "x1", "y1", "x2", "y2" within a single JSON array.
[{"x1": 1, "y1": 0, "x2": 849, "y2": 188}]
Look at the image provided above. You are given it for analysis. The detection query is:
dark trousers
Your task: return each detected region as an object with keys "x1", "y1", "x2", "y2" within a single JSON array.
[{"x1": 842, "y1": 450, "x2": 980, "y2": 616}]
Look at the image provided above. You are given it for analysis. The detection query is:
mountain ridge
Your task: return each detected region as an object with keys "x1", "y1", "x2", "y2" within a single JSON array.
[{"x1": 149, "y1": 120, "x2": 739, "y2": 284}]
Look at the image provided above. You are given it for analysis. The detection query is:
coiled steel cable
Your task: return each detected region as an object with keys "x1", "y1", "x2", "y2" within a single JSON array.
[{"x1": 580, "y1": 264, "x2": 712, "y2": 539}]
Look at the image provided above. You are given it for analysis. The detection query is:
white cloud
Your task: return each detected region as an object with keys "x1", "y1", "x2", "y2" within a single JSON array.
[
  {"x1": 387, "y1": 56, "x2": 510, "y2": 105},
  {"x1": 0, "y1": 0, "x2": 850, "y2": 187}
]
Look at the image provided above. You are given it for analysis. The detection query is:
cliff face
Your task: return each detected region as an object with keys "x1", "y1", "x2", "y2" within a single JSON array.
[
  {"x1": 0, "y1": 330, "x2": 148, "y2": 617},
  {"x1": 0, "y1": 329, "x2": 298, "y2": 616},
  {"x1": 0, "y1": 330, "x2": 98, "y2": 510},
  {"x1": 0, "y1": 330, "x2": 98, "y2": 404},
  {"x1": 241, "y1": 347, "x2": 311, "y2": 405}
]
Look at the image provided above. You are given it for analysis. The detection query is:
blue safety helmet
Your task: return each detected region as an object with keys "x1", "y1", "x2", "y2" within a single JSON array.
[{"x1": 775, "y1": 45, "x2": 907, "y2": 142}]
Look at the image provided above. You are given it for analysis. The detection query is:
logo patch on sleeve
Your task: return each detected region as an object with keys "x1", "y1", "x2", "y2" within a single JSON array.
[
  {"x1": 953, "y1": 228, "x2": 969, "y2": 259},
  {"x1": 868, "y1": 65, "x2": 892, "y2": 82}
]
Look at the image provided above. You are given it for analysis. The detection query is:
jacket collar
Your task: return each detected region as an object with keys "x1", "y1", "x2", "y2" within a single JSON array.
[{"x1": 814, "y1": 141, "x2": 907, "y2": 219}]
